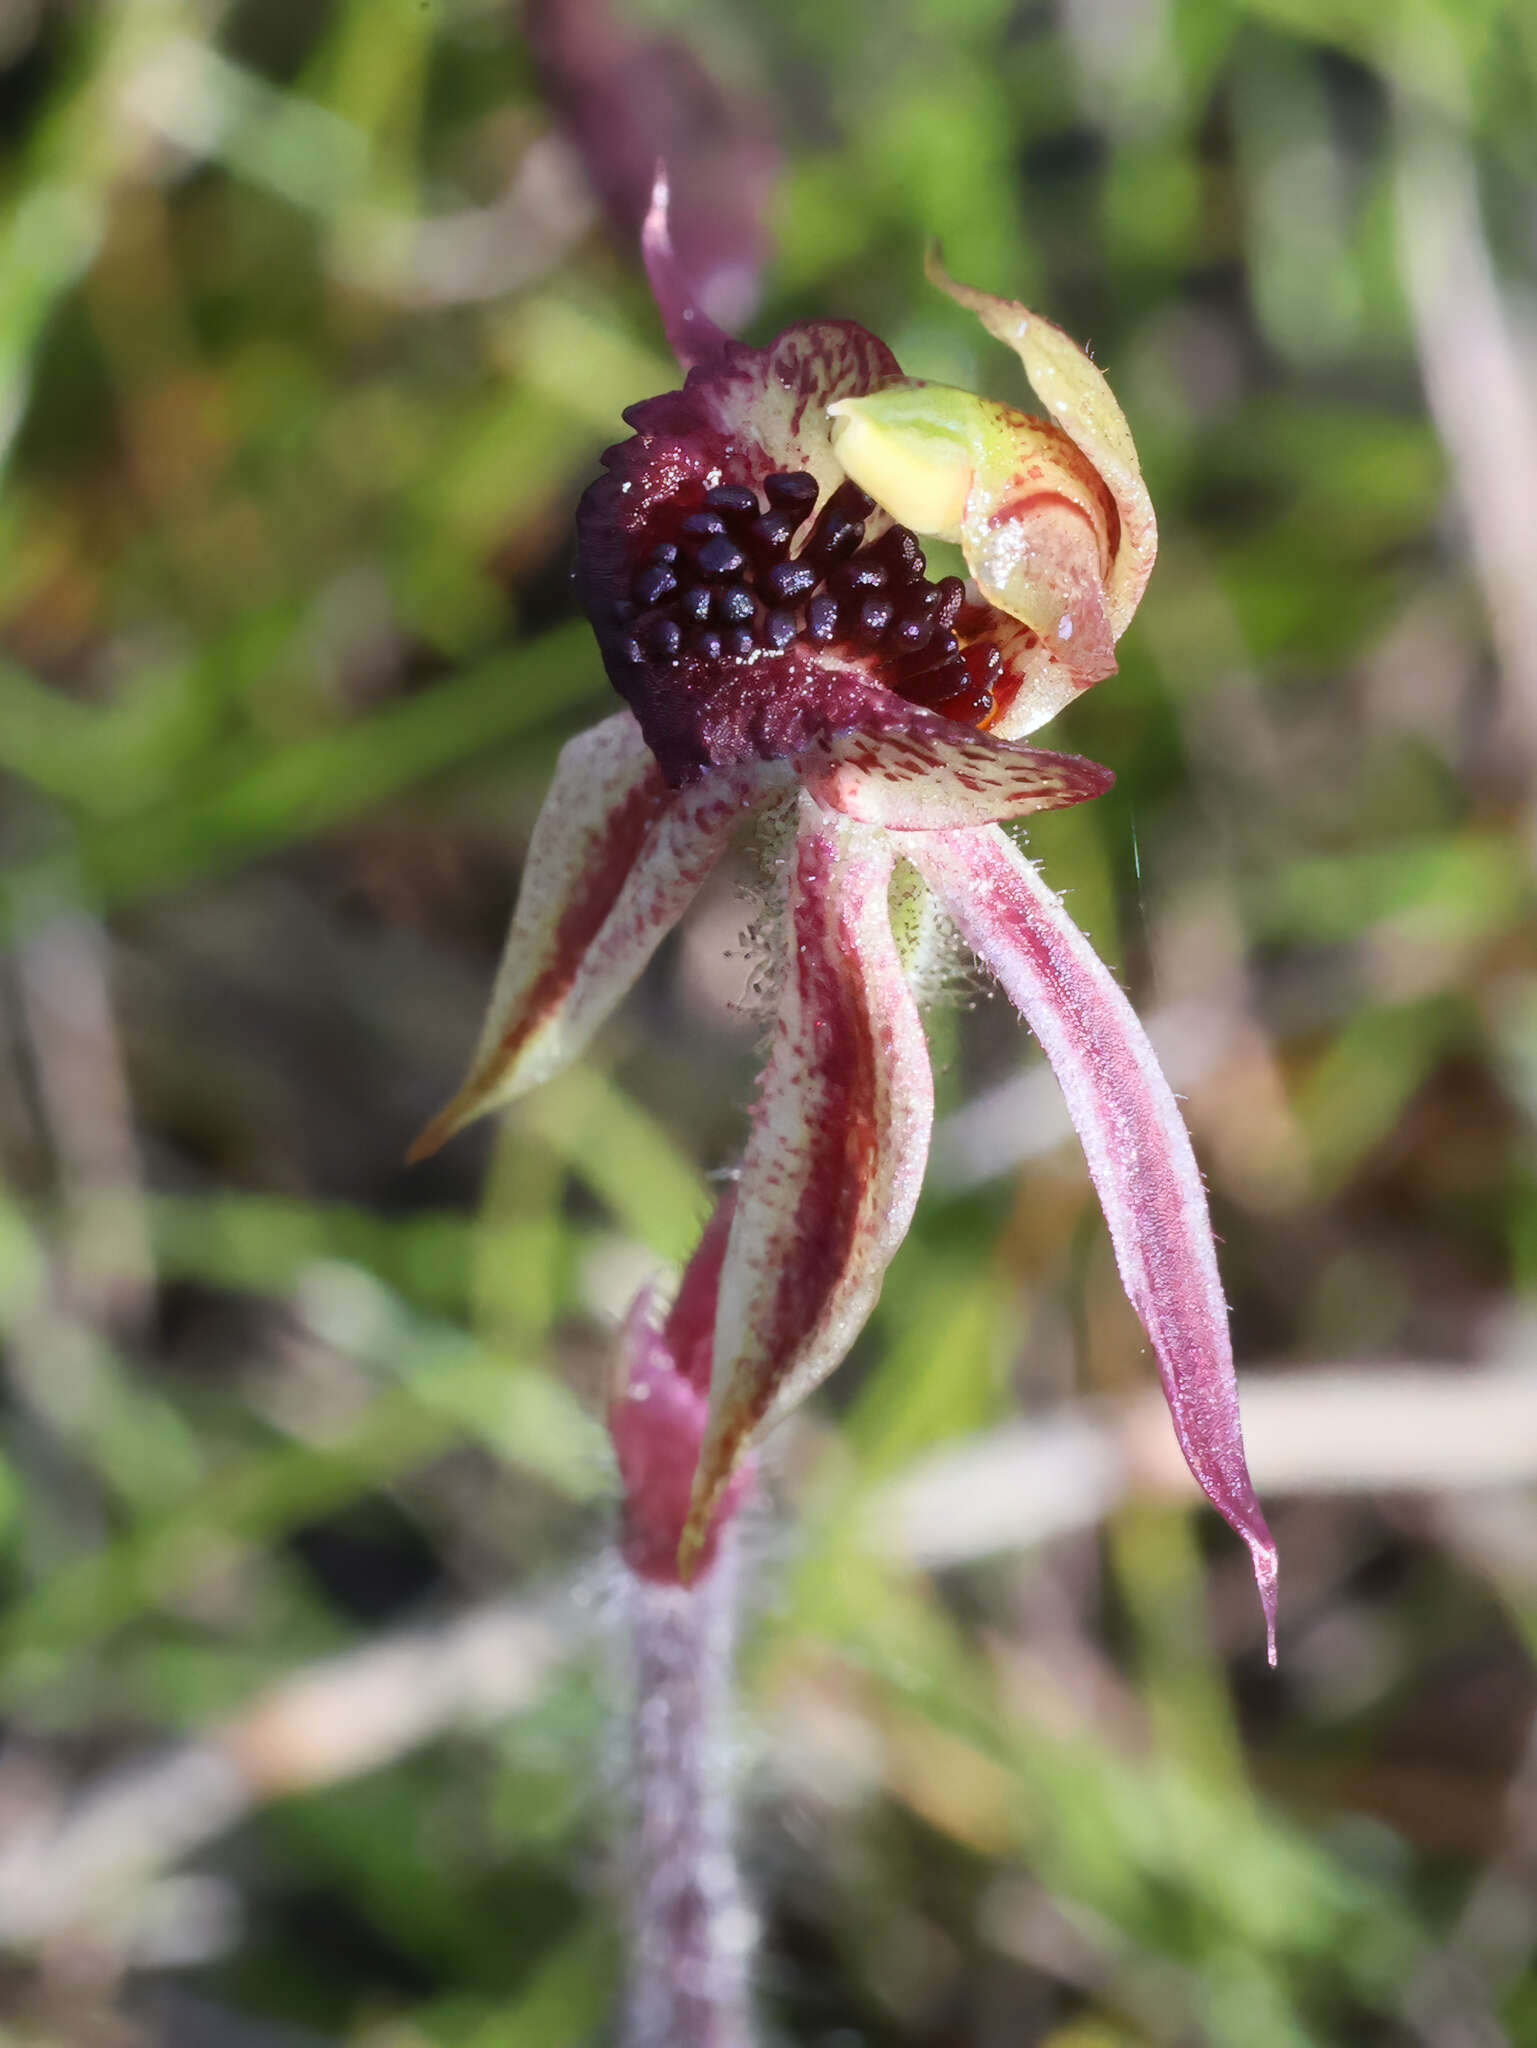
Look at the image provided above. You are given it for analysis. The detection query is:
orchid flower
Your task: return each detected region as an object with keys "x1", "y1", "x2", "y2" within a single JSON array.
[{"x1": 414, "y1": 181, "x2": 1277, "y2": 1659}]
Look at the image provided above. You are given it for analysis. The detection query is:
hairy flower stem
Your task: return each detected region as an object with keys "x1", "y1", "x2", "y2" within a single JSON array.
[{"x1": 619, "y1": 1533, "x2": 755, "y2": 2048}]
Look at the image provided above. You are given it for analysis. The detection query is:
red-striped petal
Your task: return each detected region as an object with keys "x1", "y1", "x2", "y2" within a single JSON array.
[
  {"x1": 409, "y1": 713, "x2": 784, "y2": 1160},
  {"x1": 679, "y1": 797, "x2": 934, "y2": 1574},
  {"x1": 908, "y1": 825, "x2": 1277, "y2": 1660}
]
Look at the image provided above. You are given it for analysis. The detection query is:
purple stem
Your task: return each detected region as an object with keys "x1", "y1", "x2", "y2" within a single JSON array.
[{"x1": 619, "y1": 1535, "x2": 755, "y2": 2048}]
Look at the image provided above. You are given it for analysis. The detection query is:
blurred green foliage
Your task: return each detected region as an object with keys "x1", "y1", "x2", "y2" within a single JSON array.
[{"x1": 1, "y1": 0, "x2": 1537, "y2": 2043}]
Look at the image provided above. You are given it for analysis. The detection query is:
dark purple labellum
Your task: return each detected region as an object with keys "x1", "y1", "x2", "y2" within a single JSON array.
[{"x1": 581, "y1": 445, "x2": 1023, "y2": 783}]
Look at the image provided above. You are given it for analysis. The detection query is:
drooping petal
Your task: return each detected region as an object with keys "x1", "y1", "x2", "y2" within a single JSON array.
[
  {"x1": 409, "y1": 712, "x2": 783, "y2": 1160},
  {"x1": 611, "y1": 1197, "x2": 749, "y2": 1584},
  {"x1": 907, "y1": 825, "x2": 1277, "y2": 1660},
  {"x1": 679, "y1": 796, "x2": 934, "y2": 1576},
  {"x1": 925, "y1": 250, "x2": 1158, "y2": 639},
  {"x1": 800, "y1": 715, "x2": 1112, "y2": 828}
]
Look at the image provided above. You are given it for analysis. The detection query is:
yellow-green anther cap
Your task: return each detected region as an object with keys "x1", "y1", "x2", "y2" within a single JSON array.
[
  {"x1": 825, "y1": 383, "x2": 976, "y2": 544},
  {"x1": 923, "y1": 248, "x2": 1157, "y2": 639},
  {"x1": 826, "y1": 252, "x2": 1156, "y2": 692}
]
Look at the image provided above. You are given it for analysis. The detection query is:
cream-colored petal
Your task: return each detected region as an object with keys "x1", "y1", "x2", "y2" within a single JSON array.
[
  {"x1": 410, "y1": 713, "x2": 783, "y2": 1159},
  {"x1": 678, "y1": 797, "x2": 934, "y2": 1573}
]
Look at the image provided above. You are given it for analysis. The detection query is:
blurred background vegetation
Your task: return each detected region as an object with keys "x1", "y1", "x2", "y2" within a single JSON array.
[{"x1": 1, "y1": 0, "x2": 1537, "y2": 2041}]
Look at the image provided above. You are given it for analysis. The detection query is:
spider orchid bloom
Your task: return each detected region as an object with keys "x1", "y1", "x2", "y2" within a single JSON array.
[{"x1": 413, "y1": 185, "x2": 1277, "y2": 1656}]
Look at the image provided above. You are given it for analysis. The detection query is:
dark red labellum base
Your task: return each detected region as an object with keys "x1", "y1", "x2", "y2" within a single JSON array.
[{"x1": 578, "y1": 444, "x2": 1011, "y2": 784}]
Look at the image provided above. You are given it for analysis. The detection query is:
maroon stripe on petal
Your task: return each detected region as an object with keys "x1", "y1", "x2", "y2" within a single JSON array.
[
  {"x1": 409, "y1": 715, "x2": 681, "y2": 1161},
  {"x1": 664, "y1": 1191, "x2": 737, "y2": 1400},
  {"x1": 750, "y1": 833, "x2": 881, "y2": 1379},
  {"x1": 680, "y1": 802, "x2": 934, "y2": 1573},
  {"x1": 492, "y1": 768, "x2": 668, "y2": 1071}
]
